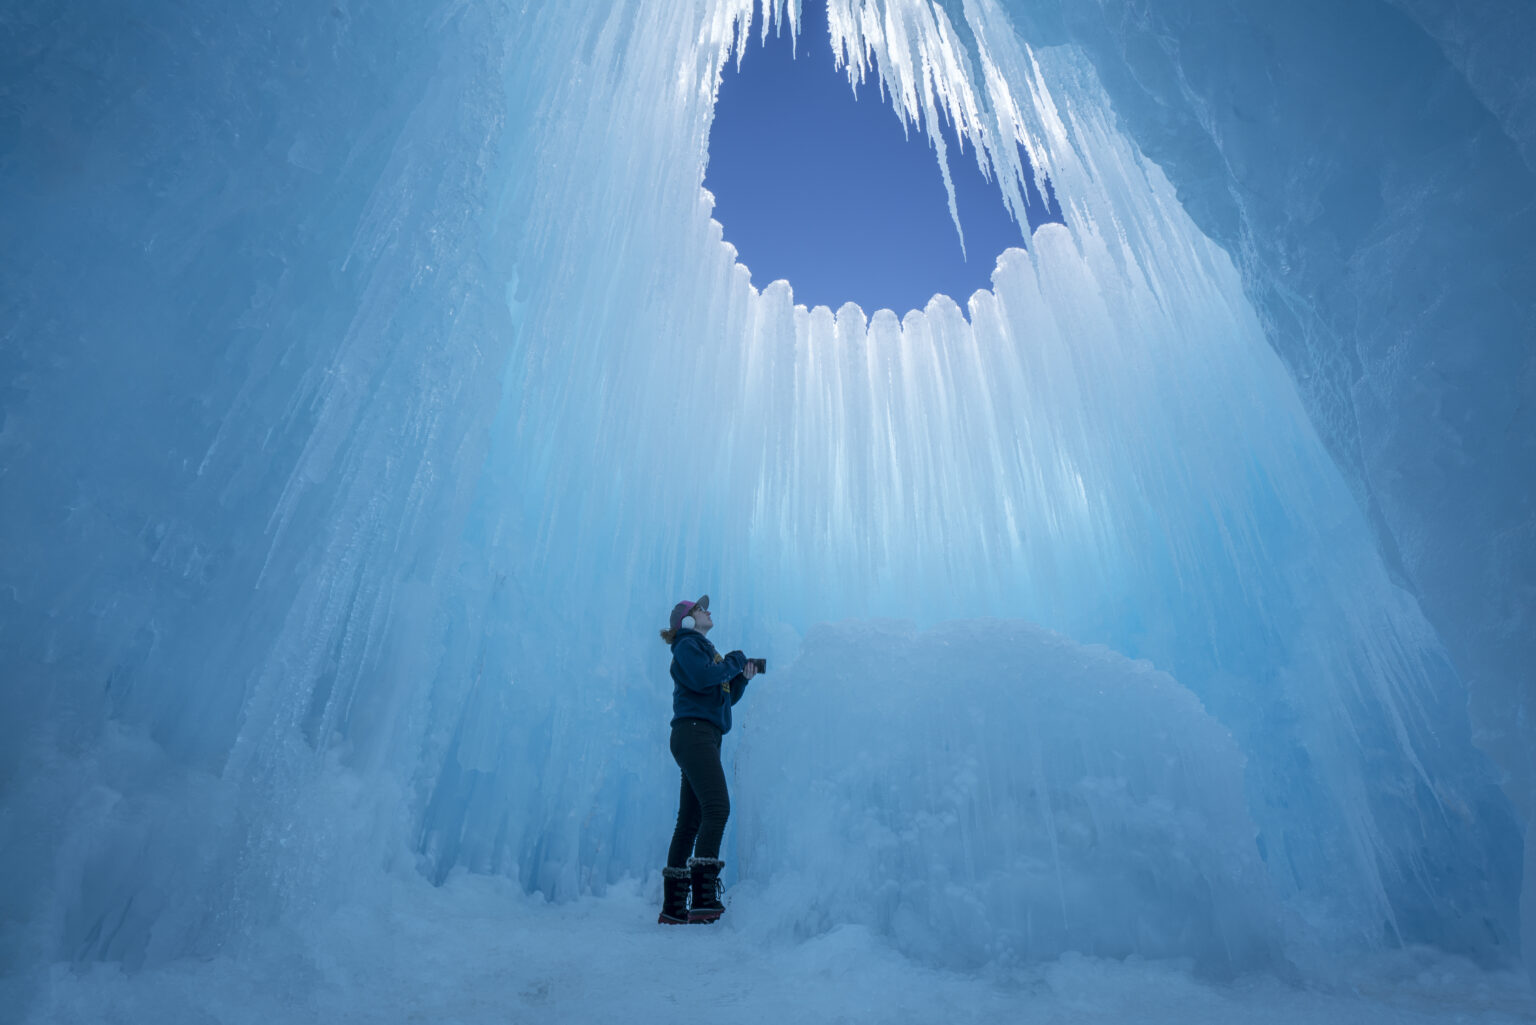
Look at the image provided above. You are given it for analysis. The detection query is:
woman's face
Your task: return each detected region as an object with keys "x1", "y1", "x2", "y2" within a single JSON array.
[{"x1": 690, "y1": 605, "x2": 713, "y2": 634}]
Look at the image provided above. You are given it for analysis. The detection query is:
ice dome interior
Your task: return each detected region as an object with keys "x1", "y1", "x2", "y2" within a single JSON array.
[{"x1": 1, "y1": 0, "x2": 1533, "y2": 1020}]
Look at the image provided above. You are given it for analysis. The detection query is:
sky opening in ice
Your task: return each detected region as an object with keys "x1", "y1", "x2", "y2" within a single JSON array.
[{"x1": 705, "y1": 0, "x2": 1061, "y2": 315}]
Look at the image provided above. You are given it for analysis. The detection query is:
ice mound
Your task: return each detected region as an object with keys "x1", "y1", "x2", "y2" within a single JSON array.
[{"x1": 734, "y1": 618, "x2": 1278, "y2": 972}]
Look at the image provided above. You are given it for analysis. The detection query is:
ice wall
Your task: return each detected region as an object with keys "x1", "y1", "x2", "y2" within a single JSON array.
[
  {"x1": 1388, "y1": 0, "x2": 1536, "y2": 171},
  {"x1": 0, "y1": 0, "x2": 1527, "y2": 1000},
  {"x1": 987, "y1": 0, "x2": 1536, "y2": 976},
  {"x1": 1, "y1": 0, "x2": 526, "y2": 970}
]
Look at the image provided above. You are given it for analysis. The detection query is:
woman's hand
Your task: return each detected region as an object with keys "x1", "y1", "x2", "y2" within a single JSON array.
[{"x1": 743, "y1": 661, "x2": 758, "y2": 680}]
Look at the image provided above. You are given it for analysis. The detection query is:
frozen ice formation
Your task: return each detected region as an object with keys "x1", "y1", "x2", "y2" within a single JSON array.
[
  {"x1": 0, "y1": 0, "x2": 1530, "y2": 1007},
  {"x1": 737, "y1": 618, "x2": 1280, "y2": 970}
]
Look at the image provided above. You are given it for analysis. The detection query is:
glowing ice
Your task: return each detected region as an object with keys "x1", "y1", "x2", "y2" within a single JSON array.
[{"x1": 0, "y1": 1, "x2": 1529, "y2": 1018}]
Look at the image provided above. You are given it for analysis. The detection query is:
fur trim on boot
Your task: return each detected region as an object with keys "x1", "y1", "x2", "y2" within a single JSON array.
[
  {"x1": 687, "y1": 857, "x2": 725, "y2": 924},
  {"x1": 658, "y1": 866, "x2": 690, "y2": 925}
]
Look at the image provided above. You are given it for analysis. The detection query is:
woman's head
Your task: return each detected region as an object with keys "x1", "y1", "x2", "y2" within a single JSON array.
[{"x1": 660, "y1": 594, "x2": 711, "y2": 643}]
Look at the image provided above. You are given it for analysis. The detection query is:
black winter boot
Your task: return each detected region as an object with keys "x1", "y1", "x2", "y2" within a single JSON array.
[
  {"x1": 687, "y1": 857, "x2": 725, "y2": 924},
  {"x1": 658, "y1": 866, "x2": 690, "y2": 925}
]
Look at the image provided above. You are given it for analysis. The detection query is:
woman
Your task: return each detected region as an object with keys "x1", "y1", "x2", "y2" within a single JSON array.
[{"x1": 657, "y1": 594, "x2": 758, "y2": 924}]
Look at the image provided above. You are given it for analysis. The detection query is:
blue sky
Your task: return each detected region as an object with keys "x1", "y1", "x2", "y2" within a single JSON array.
[{"x1": 704, "y1": 1, "x2": 1061, "y2": 315}]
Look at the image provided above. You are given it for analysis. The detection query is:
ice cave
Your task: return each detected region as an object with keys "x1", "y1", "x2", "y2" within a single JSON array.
[{"x1": 1, "y1": 1, "x2": 1533, "y2": 1021}]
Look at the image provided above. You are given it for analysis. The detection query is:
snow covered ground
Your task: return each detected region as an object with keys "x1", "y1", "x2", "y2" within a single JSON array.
[{"x1": 14, "y1": 872, "x2": 1533, "y2": 1025}]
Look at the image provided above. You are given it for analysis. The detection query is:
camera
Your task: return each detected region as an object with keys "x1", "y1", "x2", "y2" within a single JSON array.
[{"x1": 747, "y1": 657, "x2": 767, "y2": 674}]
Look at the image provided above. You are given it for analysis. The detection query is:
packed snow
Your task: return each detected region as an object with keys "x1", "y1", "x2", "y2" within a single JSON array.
[{"x1": 12, "y1": 871, "x2": 1535, "y2": 1025}]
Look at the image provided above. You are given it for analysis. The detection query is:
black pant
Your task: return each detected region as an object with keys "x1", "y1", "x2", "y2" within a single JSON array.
[{"x1": 667, "y1": 718, "x2": 730, "y2": 867}]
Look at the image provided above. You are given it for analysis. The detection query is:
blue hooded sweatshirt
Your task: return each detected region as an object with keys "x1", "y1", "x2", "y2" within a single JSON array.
[{"x1": 669, "y1": 628, "x2": 750, "y2": 734}]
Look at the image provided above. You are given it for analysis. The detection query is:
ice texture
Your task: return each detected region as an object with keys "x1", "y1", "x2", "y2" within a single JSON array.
[
  {"x1": 980, "y1": 0, "x2": 1536, "y2": 979},
  {"x1": 736, "y1": 619, "x2": 1279, "y2": 971},
  {"x1": 1, "y1": 0, "x2": 522, "y2": 969},
  {"x1": 1386, "y1": 0, "x2": 1536, "y2": 171},
  {"x1": 0, "y1": 0, "x2": 1531, "y2": 1015}
]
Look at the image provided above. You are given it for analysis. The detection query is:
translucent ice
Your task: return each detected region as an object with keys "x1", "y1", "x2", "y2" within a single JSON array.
[
  {"x1": 0, "y1": 0, "x2": 1529, "y2": 1012},
  {"x1": 736, "y1": 619, "x2": 1278, "y2": 972},
  {"x1": 986, "y1": 0, "x2": 1536, "y2": 975}
]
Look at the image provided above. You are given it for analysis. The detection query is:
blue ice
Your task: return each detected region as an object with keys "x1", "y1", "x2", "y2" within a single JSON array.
[{"x1": 0, "y1": 1, "x2": 1531, "y2": 1021}]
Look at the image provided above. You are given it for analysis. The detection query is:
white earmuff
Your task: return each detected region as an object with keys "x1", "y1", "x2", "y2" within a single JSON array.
[{"x1": 681, "y1": 615, "x2": 696, "y2": 630}]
